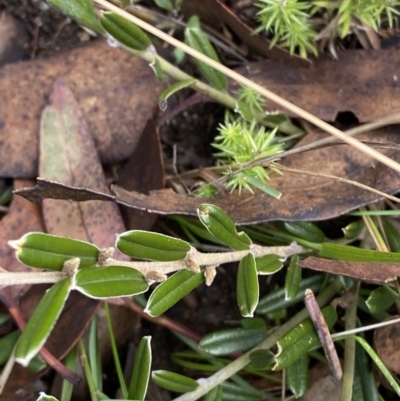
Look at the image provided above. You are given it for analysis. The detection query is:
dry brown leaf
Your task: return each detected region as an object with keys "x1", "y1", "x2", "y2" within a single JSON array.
[
  {"x1": 234, "y1": 49, "x2": 400, "y2": 122},
  {"x1": 297, "y1": 257, "x2": 400, "y2": 283},
  {"x1": 15, "y1": 126, "x2": 400, "y2": 223},
  {"x1": 0, "y1": 40, "x2": 162, "y2": 177},
  {"x1": 116, "y1": 119, "x2": 165, "y2": 230},
  {"x1": 301, "y1": 375, "x2": 341, "y2": 401},
  {"x1": 181, "y1": 0, "x2": 308, "y2": 66}
]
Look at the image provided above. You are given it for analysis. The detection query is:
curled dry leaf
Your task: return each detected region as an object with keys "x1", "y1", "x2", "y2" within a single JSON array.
[
  {"x1": 0, "y1": 40, "x2": 162, "y2": 177},
  {"x1": 233, "y1": 49, "x2": 400, "y2": 122},
  {"x1": 16, "y1": 127, "x2": 400, "y2": 224}
]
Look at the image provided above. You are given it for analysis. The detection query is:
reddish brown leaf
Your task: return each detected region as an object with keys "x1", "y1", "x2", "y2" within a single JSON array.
[
  {"x1": 234, "y1": 49, "x2": 400, "y2": 122},
  {"x1": 116, "y1": 119, "x2": 165, "y2": 230},
  {"x1": 298, "y1": 257, "x2": 400, "y2": 283},
  {"x1": 16, "y1": 127, "x2": 400, "y2": 224},
  {"x1": 0, "y1": 40, "x2": 162, "y2": 177}
]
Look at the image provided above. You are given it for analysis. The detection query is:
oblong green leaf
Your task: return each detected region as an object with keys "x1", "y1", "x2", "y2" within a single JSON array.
[
  {"x1": 237, "y1": 254, "x2": 259, "y2": 317},
  {"x1": 383, "y1": 219, "x2": 400, "y2": 252},
  {"x1": 221, "y1": 382, "x2": 264, "y2": 401},
  {"x1": 12, "y1": 232, "x2": 99, "y2": 271},
  {"x1": 75, "y1": 266, "x2": 148, "y2": 299},
  {"x1": 342, "y1": 220, "x2": 364, "y2": 241},
  {"x1": 366, "y1": 286, "x2": 396, "y2": 314},
  {"x1": 245, "y1": 176, "x2": 281, "y2": 199},
  {"x1": 197, "y1": 204, "x2": 251, "y2": 250},
  {"x1": 205, "y1": 385, "x2": 223, "y2": 401},
  {"x1": 255, "y1": 254, "x2": 284, "y2": 275},
  {"x1": 47, "y1": 0, "x2": 104, "y2": 33},
  {"x1": 184, "y1": 15, "x2": 227, "y2": 91},
  {"x1": 152, "y1": 370, "x2": 199, "y2": 393},
  {"x1": 199, "y1": 328, "x2": 267, "y2": 356},
  {"x1": 116, "y1": 230, "x2": 191, "y2": 261},
  {"x1": 273, "y1": 306, "x2": 337, "y2": 370},
  {"x1": 145, "y1": 269, "x2": 204, "y2": 317},
  {"x1": 158, "y1": 79, "x2": 196, "y2": 103},
  {"x1": 319, "y1": 243, "x2": 400, "y2": 262},
  {"x1": 284, "y1": 222, "x2": 324, "y2": 243},
  {"x1": 0, "y1": 331, "x2": 19, "y2": 366},
  {"x1": 284, "y1": 255, "x2": 302, "y2": 301},
  {"x1": 256, "y1": 275, "x2": 325, "y2": 314},
  {"x1": 248, "y1": 349, "x2": 274, "y2": 370},
  {"x1": 287, "y1": 354, "x2": 308, "y2": 397},
  {"x1": 101, "y1": 12, "x2": 151, "y2": 51},
  {"x1": 15, "y1": 278, "x2": 71, "y2": 366},
  {"x1": 128, "y1": 336, "x2": 152, "y2": 400}
]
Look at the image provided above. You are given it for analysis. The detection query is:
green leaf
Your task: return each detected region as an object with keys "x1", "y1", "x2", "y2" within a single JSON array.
[
  {"x1": 197, "y1": 204, "x2": 251, "y2": 250},
  {"x1": 158, "y1": 79, "x2": 196, "y2": 106},
  {"x1": 245, "y1": 176, "x2": 281, "y2": 199},
  {"x1": 354, "y1": 336, "x2": 400, "y2": 396},
  {"x1": 128, "y1": 336, "x2": 152, "y2": 400},
  {"x1": 353, "y1": 341, "x2": 379, "y2": 401},
  {"x1": 0, "y1": 331, "x2": 19, "y2": 366},
  {"x1": 237, "y1": 253, "x2": 259, "y2": 317},
  {"x1": 248, "y1": 349, "x2": 274, "y2": 369},
  {"x1": 319, "y1": 243, "x2": 400, "y2": 262},
  {"x1": 287, "y1": 354, "x2": 308, "y2": 398},
  {"x1": 257, "y1": 275, "x2": 325, "y2": 314},
  {"x1": 152, "y1": 370, "x2": 199, "y2": 393},
  {"x1": 273, "y1": 306, "x2": 337, "y2": 370},
  {"x1": 366, "y1": 286, "x2": 397, "y2": 314},
  {"x1": 205, "y1": 385, "x2": 223, "y2": 401},
  {"x1": 284, "y1": 222, "x2": 325, "y2": 243},
  {"x1": 383, "y1": 220, "x2": 400, "y2": 252},
  {"x1": 145, "y1": 269, "x2": 204, "y2": 317},
  {"x1": 284, "y1": 255, "x2": 302, "y2": 301},
  {"x1": 100, "y1": 12, "x2": 151, "y2": 51},
  {"x1": 342, "y1": 220, "x2": 364, "y2": 241},
  {"x1": 154, "y1": 0, "x2": 174, "y2": 11},
  {"x1": 12, "y1": 232, "x2": 99, "y2": 271},
  {"x1": 255, "y1": 254, "x2": 284, "y2": 275},
  {"x1": 221, "y1": 382, "x2": 264, "y2": 401},
  {"x1": 47, "y1": 0, "x2": 104, "y2": 33},
  {"x1": 75, "y1": 265, "x2": 148, "y2": 299},
  {"x1": 116, "y1": 230, "x2": 191, "y2": 261},
  {"x1": 199, "y1": 328, "x2": 267, "y2": 356},
  {"x1": 184, "y1": 15, "x2": 227, "y2": 91},
  {"x1": 15, "y1": 278, "x2": 71, "y2": 366}
]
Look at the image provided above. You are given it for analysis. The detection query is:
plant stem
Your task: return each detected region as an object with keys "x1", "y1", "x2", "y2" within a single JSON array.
[
  {"x1": 172, "y1": 279, "x2": 342, "y2": 401},
  {"x1": 94, "y1": 0, "x2": 400, "y2": 175},
  {"x1": 0, "y1": 271, "x2": 67, "y2": 286},
  {"x1": 340, "y1": 281, "x2": 360, "y2": 401}
]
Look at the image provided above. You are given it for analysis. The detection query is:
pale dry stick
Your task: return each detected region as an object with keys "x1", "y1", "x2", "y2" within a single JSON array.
[
  {"x1": 0, "y1": 243, "x2": 303, "y2": 287},
  {"x1": 93, "y1": 0, "x2": 400, "y2": 174},
  {"x1": 271, "y1": 162, "x2": 400, "y2": 203}
]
